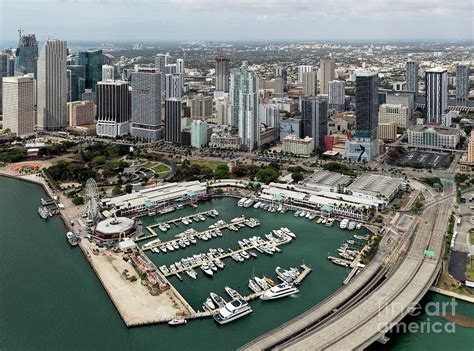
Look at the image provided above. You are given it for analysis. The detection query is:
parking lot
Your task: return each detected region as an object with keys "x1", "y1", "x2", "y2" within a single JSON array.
[{"x1": 397, "y1": 150, "x2": 450, "y2": 168}]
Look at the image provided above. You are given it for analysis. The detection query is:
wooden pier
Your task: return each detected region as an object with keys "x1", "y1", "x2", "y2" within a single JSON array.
[
  {"x1": 343, "y1": 265, "x2": 359, "y2": 285},
  {"x1": 293, "y1": 264, "x2": 312, "y2": 285}
]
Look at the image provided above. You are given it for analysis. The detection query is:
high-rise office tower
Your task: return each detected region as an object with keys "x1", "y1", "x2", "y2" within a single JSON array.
[
  {"x1": 301, "y1": 96, "x2": 328, "y2": 149},
  {"x1": 302, "y1": 70, "x2": 317, "y2": 97},
  {"x1": 2, "y1": 75, "x2": 35, "y2": 137},
  {"x1": 259, "y1": 104, "x2": 279, "y2": 128},
  {"x1": 297, "y1": 65, "x2": 313, "y2": 85},
  {"x1": 0, "y1": 54, "x2": 8, "y2": 114},
  {"x1": 102, "y1": 65, "x2": 115, "y2": 81},
  {"x1": 354, "y1": 71, "x2": 379, "y2": 140},
  {"x1": 319, "y1": 58, "x2": 335, "y2": 94},
  {"x1": 345, "y1": 70, "x2": 379, "y2": 162},
  {"x1": 155, "y1": 53, "x2": 167, "y2": 96},
  {"x1": 275, "y1": 66, "x2": 287, "y2": 91},
  {"x1": 96, "y1": 80, "x2": 130, "y2": 137},
  {"x1": 425, "y1": 67, "x2": 447, "y2": 124},
  {"x1": 130, "y1": 71, "x2": 162, "y2": 141},
  {"x1": 191, "y1": 119, "x2": 209, "y2": 149},
  {"x1": 166, "y1": 64, "x2": 177, "y2": 75},
  {"x1": 7, "y1": 55, "x2": 15, "y2": 76},
  {"x1": 456, "y1": 64, "x2": 469, "y2": 101},
  {"x1": 328, "y1": 80, "x2": 346, "y2": 111},
  {"x1": 14, "y1": 31, "x2": 38, "y2": 77},
  {"x1": 215, "y1": 51, "x2": 230, "y2": 93},
  {"x1": 37, "y1": 38, "x2": 68, "y2": 130},
  {"x1": 176, "y1": 58, "x2": 184, "y2": 91},
  {"x1": 190, "y1": 94, "x2": 213, "y2": 118},
  {"x1": 165, "y1": 74, "x2": 182, "y2": 99},
  {"x1": 228, "y1": 68, "x2": 260, "y2": 150},
  {"x1": 405, "y1": 60, "x2": 418, "y2": 93},
  {"x1": 273, "y1": 77, "x2": 285, "y2": 97},
  {"x1": 66, "y1": 65, "x2": 85, "y2": 102},
  {"x1": 78, "y1": 50, "x2": 103, "y2": 92},
  {"x1": 165, "y1": 98, "x2": 183, "y2": 144}
]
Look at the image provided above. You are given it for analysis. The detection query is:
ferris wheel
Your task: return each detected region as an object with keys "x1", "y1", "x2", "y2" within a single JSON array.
[{"x1": 84, "y1": 178, "x2": 99, "y2": 223}]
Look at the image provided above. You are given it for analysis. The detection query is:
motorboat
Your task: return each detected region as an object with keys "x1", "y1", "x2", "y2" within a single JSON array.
[
  {"x1": 348, "y1": 221, "x2": 356, "y2": 230},
  {"x1": 224, "y1": 286, "x2": 242, "y2": 300},
  {"x1": 213, "y1": 299, "x2": 252, "y2": 325},
  {"x1": 160, "y1": 246, "x2": 167, "y2": 253},
  {"x1": 201, "y1": 264, "x2": 214, "y2": 277},
  {"x1": 254, "y1": 276, "x2": 269, "y2": 290},
  {"x1": 205, "y1": 298, "x2": 216, "y2": 310},
  {"x1": 172, "y1": 242, "x2": 179, "y2": 250},
  {"x1": 240, "y1": 251, "x2": 250, "y2": 260},
  {"x1": 356, "y1": 223, "x2": 362, "y2": 230},
  {"x1": 185, "y1": 269, "x2": 197, "y2": 279},
  {"x1": 166, "y1": 243, "x2": 175, "y2": 251},
  {"x1": 215, "y1": 258, "x2": 225, "y2": 269},
  {"x1": 299, "y1": 211, "x2": 306, "y2": 217},
  {"x1": 275, "y1": 266, "x2": 294, "y2": 283},
  {"x1": 339, "y1": 218, "x2": 349, "y2": 229},
  {"x1": 209, "y1": 262, "x2": 218, "y2": 271},
  {"x1": 168, "y1": 318, "x2": 187, "y2": 326},
  {"x1": 260, "y1": 282, "x2": 299, "y2": 300},
  {"x1": 248, "y1": 279, "x2": 262, "y2": 293},
  {"x1": 210, "y1": 292, "x2": 226, "y2": 307}
]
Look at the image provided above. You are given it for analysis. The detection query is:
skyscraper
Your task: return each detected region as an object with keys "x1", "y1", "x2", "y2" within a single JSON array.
[
  {"x1": 456, "y1": 64, "x2": 469, "y2": 101},
  {"x1": 102, "y1": 65, "x2": 115, "y2": 81},
  {"x1": 301, "y1": 96, "x2": 328, "y2": 149},
  {"x1": 228, "y1": 68, "x2": 259, "y2": 150},
  {"x1": 165, "y1": 98, "x2": 183, "y2": 144},
  {"x1": 275, "y1": 66, "x2": 287, "y2": 91},
  {"x1": 297, "y1": 65, "x2": 313, "y2": 85},
  {"x1": 2, "y1": 75, "x2": 35, "y2": 136},
  {"x1": 0, "y1": 54, "x2": 8, "y2": 114},
  {"x1": 405, "y1": 60, "x2": 418, "y2": 93},
  {"x1": 14, "y1": 31, "x2": 38, "y2": 77},
  {"x1": 215, "y1": 51, "x2": 230, "y2": 93},
  {"x1": 190, "y1": 94, "x2": 213, "y2": 118},
  {"x1": 155, "y1": 54, "x2": 167, "y2": 96},
  {"x1": 302, "y1": 70, "x2": 317, "y2": 97},
  {"x1": 319, "y1": 58, "x2": 335, "y2": 94},
  {"x1": 176, "y1": 58, "x2": 184, "y2": 91},
  {"x1": 425, "y1": 67, "x2": 447, "y2": 124},
  {"x1": 328, "y1": 80, "x2": 346, "y2": 111},
  {"x1": 165, "y1": 74, "x2": 182, "y2": 99},
  {"x1": 130, "y1": 71, "x2": 162, "y2": 141},
  {"x1": 259, "y1": 104, "x2": 279, "y2": 128},
  {"x1": 345, "y1": 70, "x2": 379, "y2": 162},
  {"x1": 96, "y1": 80, "x2": 130, "y2": 137},
  {"x1": 191, "y1": 119, "x2": 209, "y2": 149},
  {"x1": 37, "y1": 38, "x2": 68, "y2": 130},
  {"x1": 66, "y1": 65, "x2": 85, "y2": 102},
  {"x1": 78, "y1": 50, "x2": 103, "y2": 92}
]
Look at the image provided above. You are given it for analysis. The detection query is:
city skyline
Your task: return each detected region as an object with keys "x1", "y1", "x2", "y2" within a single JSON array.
[{"x1": 1, "y1": 0, "x2": 472, "y2": 42}]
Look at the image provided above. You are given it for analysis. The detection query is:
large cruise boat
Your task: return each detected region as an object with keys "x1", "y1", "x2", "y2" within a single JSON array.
[
  {"x1": 213, "y1": 299, "x2": 252, "y2": 324},
  {"x1": 260, "y1": 282, "x2": 299, "y2": 300}
]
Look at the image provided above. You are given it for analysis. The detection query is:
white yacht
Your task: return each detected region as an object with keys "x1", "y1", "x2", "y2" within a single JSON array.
[
  {"x1": 237, "y1": 198, "x2": 246, "y2": 207},
  {"x1": 260, "y1": 282, "x2": 299, "y2": 300},
  {"x1": 348, "y1": 221, "x2": 356, "y2": 230},
  {"x1": 213, "y1": 299, "x2": 253, "y2": 325},
  {"x1": 339, "y1": 218, "x2": 349, "y2": 229}
]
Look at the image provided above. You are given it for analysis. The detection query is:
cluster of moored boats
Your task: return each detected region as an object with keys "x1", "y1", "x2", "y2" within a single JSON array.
[
  {"x1": 38, "y1": 206, "x2": 52, "y2": 219},
  {"x1": 339, "y1": 218, "x2": 363, "y2": 230},
  {"x1": 293, "y1": 210, "x2": 337, "y2": 227},
  {"x1": 157, "y1": 210, "x2": 219, "y2": 231},
  {"x1": 66, "y1": 231, "x2": 79, "y2": 246},
  {"x1": 248, "y1": 266, "x2": 300, "y2": 294},
  {"x1": 329, "y1": 234, "x2": 370, "y2": 267}
]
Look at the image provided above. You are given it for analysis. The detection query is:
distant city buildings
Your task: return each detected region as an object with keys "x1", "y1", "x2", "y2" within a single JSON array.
[
  {"x1": 228, "y1": 68, "x2": 259, "y2": 150},
  {"x1": 209, "y1": 131, "x2": 241, "y2": 150},
  {"x1": 0, "y1": 54, "x2": 8, "y2": 114},
  {"x1": 96, "y1": 80, "x2": 130, "y2": 137},
  {"x1": 319, "y1": 58, "x2": 335, "y2": 94},
  {"x1": 259, "y1": 104, "x2": 279, "y2": 129},
  {"x1": 345, "y1": 70, "x2": 379, "y2": 162},
  {"x1": 37, "y1": 38, "x2": 68, "y2": 131},
  {"x1": 130, "y1": 71, "x2": 162, "y2": 141},
  {"x1": 275, "y1": 66, "x2": 287, "y2": 92},
  {"x1": 165, "y1": 98, "x2": 183, "y2": 144},
  {"x1": 2, "y1": 75, "x2": 35, "y2": 137},
  {"x1": 405, "y1": 60, "x2": 418, "y2": 93},
  {"x1": 165, "y1": 73, "x2": 182, "y2": 99},
  {"x1": 425, "y1": 67, "x2": 447, "y2": 124}
]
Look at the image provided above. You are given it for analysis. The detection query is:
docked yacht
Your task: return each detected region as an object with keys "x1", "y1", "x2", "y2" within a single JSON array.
[
  {"x1": 237, "y1": 198, "x2": 246, "y2": 207},
  {"x1": 260, "y1": 282, "x2": 299, "y2": 300},
  {"x1": 356, "y1": 222, "x2": 362, "y2": 230},
  {"x1": 210, "y1": 292, "x2": 226, "y2": 307},
  {"x1": 248, "y1": 279, "x2": 262, "y2": 293},
  {"x1": 201, "y1": 264, "x2": 214, "y2": 277},
  {"x1": 224, "y1": 286, "x2": 242, "y2": 300},
  {"x1": 275, "y1": 266, "x2": 294, "y2": 283},
  {"x1": 186, "y1": 269, "x2": 197, "y2": 279},
  {"x1": 204, "y1": 298, "x2": 216, "y2": 310},
  {"x1": 348, "y1": 221, "x2": 356, "y2": 230},
  {"x1": 254, "y1": 276, "x2": 269, "y2": 290},
  {"x1": 339, "y1": 218, "x2": 349, "y2": 229},
  {"x1": 168, "y1": 318, "x2": 187, "y2": 326},
  {"x1": 213, "y1": 299, "x2": 253, "y2": 325},
  {"x1": 253, "y1": 201, "x2": 262, "y2": 209},
  {"x1": 325, "y1": 218, "x2": 335, "y2": 227},
  {"x1": 215, "y1": 258, "x2": 225, "y2": 269}
]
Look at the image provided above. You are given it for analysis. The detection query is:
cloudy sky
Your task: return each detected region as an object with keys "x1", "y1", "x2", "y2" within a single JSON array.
[{"x1": 1, "y1": 0, "x2": 472, "y2": 42}]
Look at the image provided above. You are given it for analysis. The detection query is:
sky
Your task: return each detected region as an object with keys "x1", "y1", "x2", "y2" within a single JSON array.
[{"x1": 0, "y1": 0, "x2": 473, "y2": 42}]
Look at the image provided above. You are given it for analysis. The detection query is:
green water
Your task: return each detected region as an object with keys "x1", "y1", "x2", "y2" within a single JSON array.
[{"x1": 1, "y1": 176, "x2": 473, "y2": 350}]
